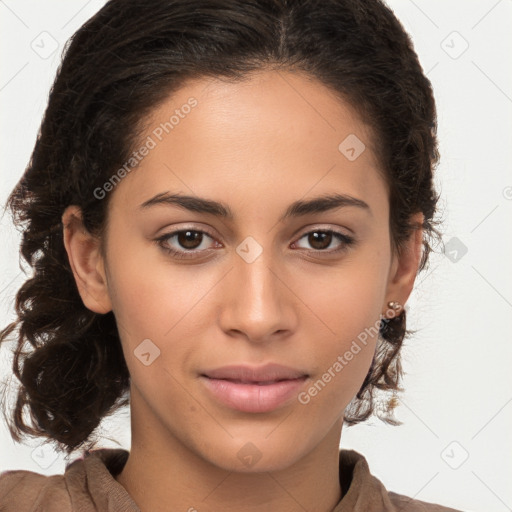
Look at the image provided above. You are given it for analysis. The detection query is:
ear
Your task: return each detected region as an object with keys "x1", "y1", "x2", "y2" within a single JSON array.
[
  {"x1": 383, "y1": 212, "x2": 424, "y2": 316},
  {"x1": 62, "y1": 205, "x2": 112, "y2": 314}
]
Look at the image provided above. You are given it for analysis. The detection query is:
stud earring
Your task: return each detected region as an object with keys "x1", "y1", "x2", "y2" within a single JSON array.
[
  {"x1": 381, "y1": 301, "x2": 402, "y2": 320},
  {"x1": 387, "y1": 301, "x2": 402, "y2": 311}
]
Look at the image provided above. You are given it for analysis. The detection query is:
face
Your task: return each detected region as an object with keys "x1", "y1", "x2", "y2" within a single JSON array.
[{"x1": 64, "y1": 69, "x2": 421, "y2": 473}]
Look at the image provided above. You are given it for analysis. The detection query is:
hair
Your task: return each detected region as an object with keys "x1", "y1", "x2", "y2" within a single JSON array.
[{"x1": 0, "y1": 0, "x2": 441, "y2": 456}]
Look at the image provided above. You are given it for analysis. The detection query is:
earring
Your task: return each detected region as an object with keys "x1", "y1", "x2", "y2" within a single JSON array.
[
  {"x1": 387, "y1": 301, "x2": 402, "y2": 311},
  {"x1": 381, "y1": 301, "x2": 402, "y2": 320}
]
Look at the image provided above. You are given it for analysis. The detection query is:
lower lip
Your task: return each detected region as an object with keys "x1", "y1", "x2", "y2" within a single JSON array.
[{"x1": 200, "y1": 376, "x2": 308, "y2": 413}]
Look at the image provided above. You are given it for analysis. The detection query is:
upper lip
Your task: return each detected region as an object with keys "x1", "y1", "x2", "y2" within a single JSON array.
[{"x1": 201, "y1": 363, "x2": 309, "y2": 383}]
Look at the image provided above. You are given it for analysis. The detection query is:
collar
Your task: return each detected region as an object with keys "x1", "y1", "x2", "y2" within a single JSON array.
[{"x1": 65, "y1": 447, "x2": 394, "y2": 512}]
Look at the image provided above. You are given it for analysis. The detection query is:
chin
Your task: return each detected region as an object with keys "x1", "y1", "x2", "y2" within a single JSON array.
[{"x1": 194, "y1": 434, "x2": 311, "y2": 474}]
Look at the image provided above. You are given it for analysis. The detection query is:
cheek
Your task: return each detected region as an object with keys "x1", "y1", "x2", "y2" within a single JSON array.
[
  {"x1": 297, "y1": 252, "x2": 388, "y2": 409},
  {"x1": 104, "y1": 239, "x2": 222, "y2": 390},
  {"x1": 295, "y1": 306, "x2": 380, "y2": 437},
  {"x1": 306, "y1": 250, "x2": 388, "y2": 343},
  {"x1": 105, "y1": 232, "x2": 201, "y2": 337}
]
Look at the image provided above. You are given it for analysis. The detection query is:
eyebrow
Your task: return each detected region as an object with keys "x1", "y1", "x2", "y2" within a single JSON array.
[{"x1": 139, "y1": 191, "x2": 371, "y2": 221}]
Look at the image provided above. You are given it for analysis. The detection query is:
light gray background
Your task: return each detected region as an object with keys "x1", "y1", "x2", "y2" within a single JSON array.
[{"x1": 1, "y1": 1, "x2": 511, "y2": 511}]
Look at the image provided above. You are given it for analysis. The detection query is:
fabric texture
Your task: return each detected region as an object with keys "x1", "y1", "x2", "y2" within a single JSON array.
[{"x1": 0, "y1": 448, "x2": 463, "y2": 511}]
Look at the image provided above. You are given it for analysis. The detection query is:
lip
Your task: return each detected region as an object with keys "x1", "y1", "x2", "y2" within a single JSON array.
[
  {"x1": 201, "y1": 363, "x2": 308, "y2": 382},
  {"x1": 199, "y1": 363, "x2": 309, "y2": 413}
]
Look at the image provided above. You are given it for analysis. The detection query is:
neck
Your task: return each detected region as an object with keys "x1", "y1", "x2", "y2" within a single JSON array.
[{"x1": 115, "y1": 391, "x2": 344, "y2": 512}]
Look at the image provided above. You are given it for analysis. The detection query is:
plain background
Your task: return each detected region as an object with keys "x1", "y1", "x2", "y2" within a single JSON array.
[{"x1": 1, "y1": 1, "x2": 511, "y2": 511}]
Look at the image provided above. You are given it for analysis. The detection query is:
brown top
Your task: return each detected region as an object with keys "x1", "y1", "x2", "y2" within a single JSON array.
[{"x1": 0, "y1": 448, "x2": 463, "y2": 511}]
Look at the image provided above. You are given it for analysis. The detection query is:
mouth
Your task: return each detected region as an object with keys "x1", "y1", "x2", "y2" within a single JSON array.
[
  {"x1": 200, "y1": 362, "x2": 309, "y2": 382},
  {"x1": 199, "y1": 363, "x2": 309, "y2": 413},
  {"x1": 207, "y1": 378, "x2": 299, "y2": 385}
]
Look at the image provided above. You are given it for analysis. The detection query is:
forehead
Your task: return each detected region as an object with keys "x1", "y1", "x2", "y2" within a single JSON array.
[{"x1": 110, "y1": 69, "x2": 387, "y2": 216}]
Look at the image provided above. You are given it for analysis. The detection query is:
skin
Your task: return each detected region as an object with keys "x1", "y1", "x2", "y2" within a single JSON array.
[{"x1": 62, "y1": 69, "x2": 423, "y2": 512}]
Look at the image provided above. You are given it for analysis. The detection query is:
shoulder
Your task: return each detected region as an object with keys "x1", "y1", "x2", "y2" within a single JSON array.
[
  {"x1": 337, "y1": 449, "x2": 465, "y2": 512},
  {"x1": 0, "y1": 468, "x2": 71, "y2": 511},
  {"x1": 0, "y1": 448, "x2": 131, "y2": 512}
]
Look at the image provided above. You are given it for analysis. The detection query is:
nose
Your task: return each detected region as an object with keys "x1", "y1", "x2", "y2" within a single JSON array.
[{"x1": 218, "y1": 247, "x2": 298, "y2": 344}]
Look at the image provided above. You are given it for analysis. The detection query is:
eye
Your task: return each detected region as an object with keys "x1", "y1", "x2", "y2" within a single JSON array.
[
  {"x1": 292, "y1": 229, "x2": 355, "y2": 255},
  {"x1": 155, "y1": 227, "x2": 355, "y2": 260},
  {"x1": 155, "y1": 228, "x2": 219, "y2": 259}
]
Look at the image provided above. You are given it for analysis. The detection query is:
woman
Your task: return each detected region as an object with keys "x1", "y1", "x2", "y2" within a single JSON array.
[{"x1": 0, "y1": 0, "x2": 463, "y2": 510}]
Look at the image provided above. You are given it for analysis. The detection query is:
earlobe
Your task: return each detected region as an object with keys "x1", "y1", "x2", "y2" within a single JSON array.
[
  {"x1": 61, "y1": 205, "x2": 112, "y2": 314},
  {"x1": 383, "y1": 212, "x2": 424, "y2": 315}
]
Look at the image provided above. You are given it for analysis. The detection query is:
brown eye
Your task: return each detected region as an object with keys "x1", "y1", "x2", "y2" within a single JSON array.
[
  {"x1": 176, "y1": 230, "x2": 204, "y2": 250},
  {"x1": 307, "y1": 231, "x2": 333, "y2": 250},
  {"x1": 293, "y1": 229, "x2": 354, "y2": 253},
  {"x1": 155, "y1": 228, "x2": 218, "y2": 259}
]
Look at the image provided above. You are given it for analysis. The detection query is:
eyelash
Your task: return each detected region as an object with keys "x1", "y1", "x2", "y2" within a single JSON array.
[{"x1": 155, "y1": 227, "x2": 355, "y2": 260}]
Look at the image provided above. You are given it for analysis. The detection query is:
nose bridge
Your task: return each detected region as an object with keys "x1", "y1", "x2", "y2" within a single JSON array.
[
  {"x1": 220, "y1": 235, "x2": 294, "y2": 340},
  {"x1": 235, "y1": 237, "x2": 282, "y2": 311}
]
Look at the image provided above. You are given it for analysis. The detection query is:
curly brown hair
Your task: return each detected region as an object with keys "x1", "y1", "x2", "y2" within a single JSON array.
[{"x1": 0, "y1": 0, "x2": 441, "y2": 456}]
